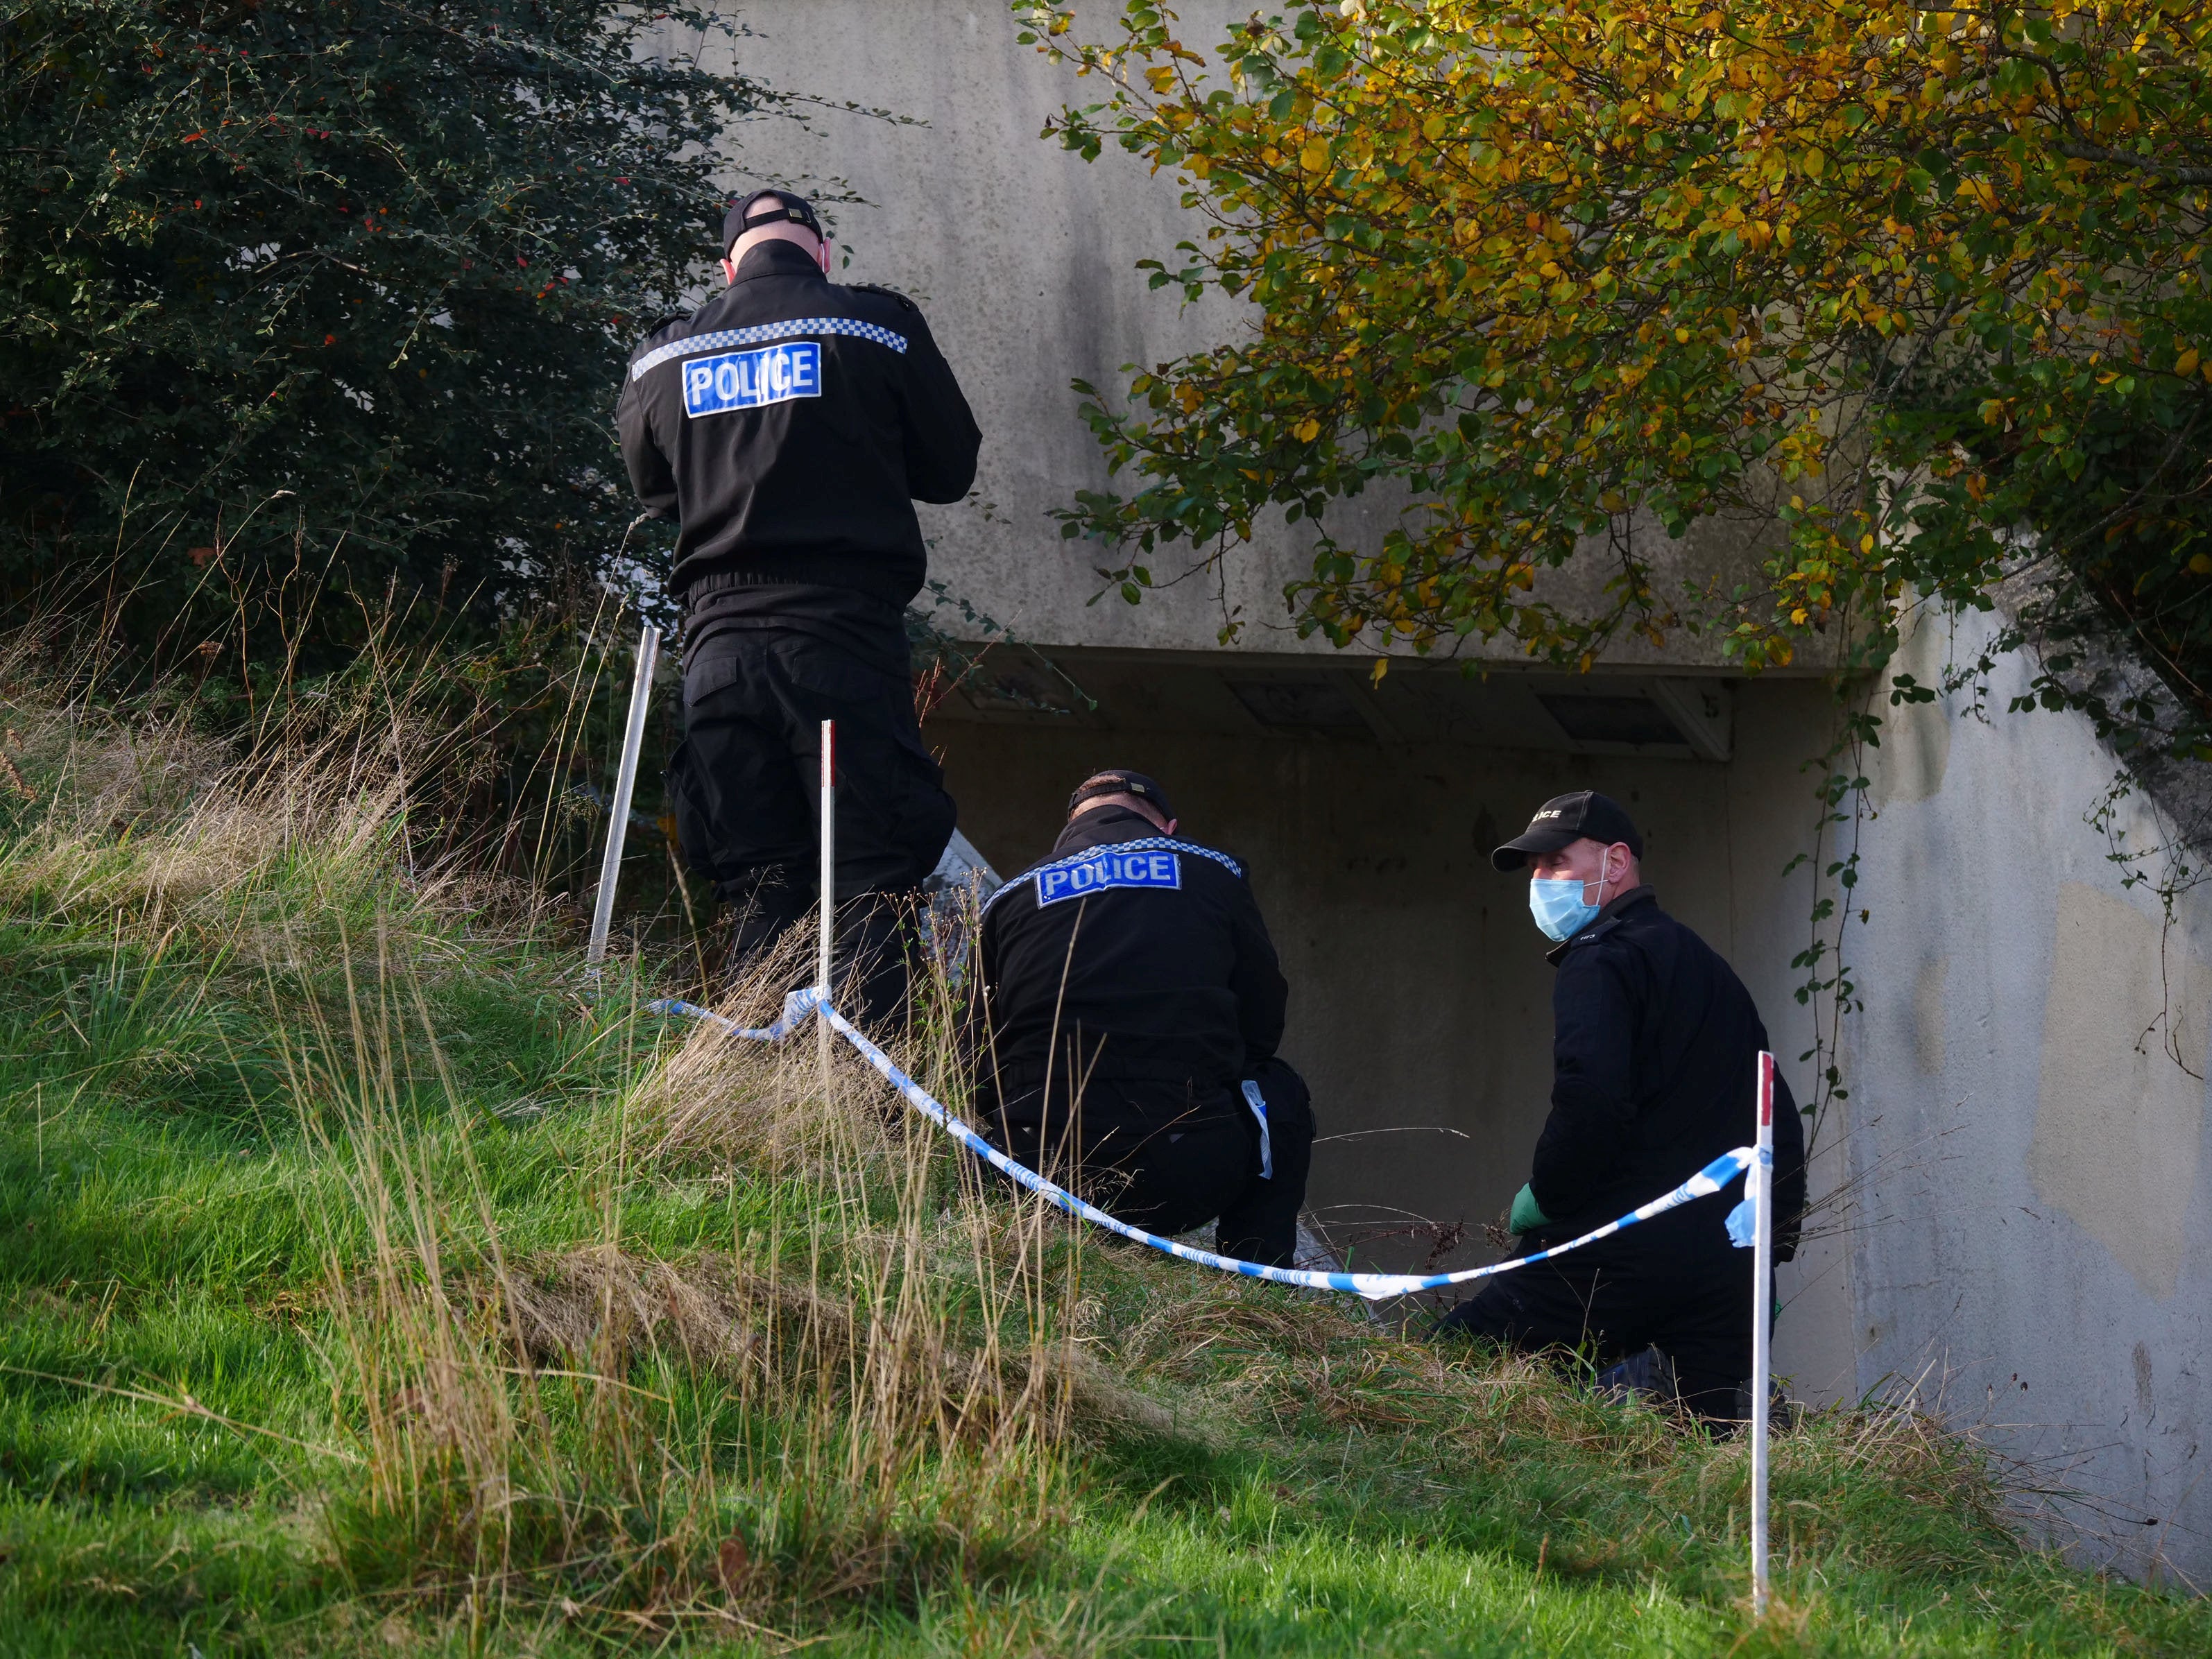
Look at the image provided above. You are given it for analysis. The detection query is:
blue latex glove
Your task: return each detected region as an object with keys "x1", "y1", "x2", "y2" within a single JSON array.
[{"x1": 1509, "y1": 1182, "x2": 1549, "y2": 1235}]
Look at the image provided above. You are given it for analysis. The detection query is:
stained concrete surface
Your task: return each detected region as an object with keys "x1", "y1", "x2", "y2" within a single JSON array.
[
  {"x1": 2028, "y1": 882, "x2": 2210, "y2": 1303},
  {"x1": 1843, "y1": 603, "x2": 2212, "y2": 1581}
]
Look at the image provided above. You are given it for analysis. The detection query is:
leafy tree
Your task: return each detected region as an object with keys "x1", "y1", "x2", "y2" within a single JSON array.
[
  {"x1": 1, "y1": 0, "x2": 763, "y2": 666},
  {"x1": 1022, "y1": 0, "x2": 2212, "y2": 748}
]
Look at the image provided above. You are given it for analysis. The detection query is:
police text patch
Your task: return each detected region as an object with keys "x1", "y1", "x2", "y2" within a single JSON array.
[
  {"x1": 683, "y1": 341, "x2": 821, "y2": 417},
  {"x1": 1035, "y1": 849, "x2": 1181, "y2": 907}
]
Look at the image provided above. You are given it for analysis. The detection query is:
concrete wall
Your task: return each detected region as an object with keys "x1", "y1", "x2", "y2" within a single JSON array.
[{"x1": 1832, "y1": 604, "x2": 2212, "y2": 1582}]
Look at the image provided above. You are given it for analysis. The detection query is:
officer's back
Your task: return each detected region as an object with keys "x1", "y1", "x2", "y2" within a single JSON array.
[
  {"x1": 1534, "y1": 888, "x2": 1805, "y2": 1241},
  {"x1": 974, "y1": 775, "x2": 1286, "y2": 1128},
  {"x1": 616, "y1": 193, "x2": 979, "y2": 1022},
  {"x1": 617, "y1": 205, "x2": 978, "y2": 612},
  {"x1": 969, "y1": 771, "x2": 1312, "y2": 1267}
]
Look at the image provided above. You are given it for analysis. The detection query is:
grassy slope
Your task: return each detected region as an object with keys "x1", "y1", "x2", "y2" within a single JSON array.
[{"x1": 0, "y1": 703, "x2": 2207, "y2": 1658}]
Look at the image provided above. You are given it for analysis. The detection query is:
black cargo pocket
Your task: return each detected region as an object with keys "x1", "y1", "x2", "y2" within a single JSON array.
[
  {"x1": 773, "y1": 636, "x2": 886, "y2": 709},
  {"x1": 662, "y1": 737, "x2": 715, "y2": 880},
  {"x1": 683, "y1": 651, "x2": 744, "y2": 707}
]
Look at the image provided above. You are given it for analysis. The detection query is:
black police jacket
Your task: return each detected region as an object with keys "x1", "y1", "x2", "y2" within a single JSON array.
[
  {"x1": 1529, "y1": 888, "x2": 1807, "y2": 1254},
  {"x1": 617, "y1": 241, "x2": 981, "y2": 608},
  {"x1": 970, "y1": 807, "x2": 1289, "y2": 1121}
]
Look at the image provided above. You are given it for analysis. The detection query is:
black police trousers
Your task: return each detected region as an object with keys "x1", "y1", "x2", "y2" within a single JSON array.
[
  {"x1": 665, "y1": 630, "x2": 954, "y2": 1019},
  {"x1": 988, "y1": 1058, "x2": 1316, "y2": 1268},
  {"x1": 1434, "y1": 1205, "x2": 1763, "y2": 1422}
]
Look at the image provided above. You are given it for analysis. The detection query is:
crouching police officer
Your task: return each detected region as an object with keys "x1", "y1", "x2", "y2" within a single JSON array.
[
  {"x1": 617, "y1": 190, "x2": 981, "y2": 1022},
  {"x1": 1438, "y1": 791, "x2": 1806, "y2": 1422},
  {"x1": 968, "y1": 771, "x2": 1315, "y2": 1266}
]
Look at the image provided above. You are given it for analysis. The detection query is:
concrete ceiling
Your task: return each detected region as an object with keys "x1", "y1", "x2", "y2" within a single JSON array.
[{"x1": 932, "y1": 646, "x2": 1736, "y2": 762}]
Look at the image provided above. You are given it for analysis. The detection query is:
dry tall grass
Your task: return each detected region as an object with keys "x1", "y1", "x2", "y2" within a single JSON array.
[
  {"x1": 0, "y1": 623, "x2": 1108, "y2": 1641},
  {"x1": 278, "y1": 927, "x2": 1104, "y2": 1637}
]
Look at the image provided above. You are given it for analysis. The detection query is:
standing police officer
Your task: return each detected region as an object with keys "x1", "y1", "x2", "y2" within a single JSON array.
[
  {"x1": 968, "y1": 771, "x2": 1316, "y2": 1267},
  {"x1": 1438, "y1": 790, "x2": 1806, "y2": 1422},
  {"x1": 617, "y1": 191, "x2": 981, "y2": 1021}
]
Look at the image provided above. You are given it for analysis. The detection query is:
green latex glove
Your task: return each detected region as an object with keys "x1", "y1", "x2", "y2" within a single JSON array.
[{"x1": 1509, "y1": 1183, "x2": 1550, "y2": 1235}]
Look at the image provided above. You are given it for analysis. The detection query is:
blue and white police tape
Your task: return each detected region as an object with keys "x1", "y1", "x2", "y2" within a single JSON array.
[
  {"x1": 650, "y1": 994, "x2": 817, "y2": 1043},
  {"x1": 649, "y1": 990, "x2": 1758, "y2": 1302}
]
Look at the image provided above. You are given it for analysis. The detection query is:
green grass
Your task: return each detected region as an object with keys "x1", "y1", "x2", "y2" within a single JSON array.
[{"x1": 1, "y1": 684, "x2": 2207, "y2": 1657}]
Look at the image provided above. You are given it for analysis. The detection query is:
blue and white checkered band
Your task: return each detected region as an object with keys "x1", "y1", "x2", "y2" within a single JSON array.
[
  {"x1": 683, "y1": 341, "x2": 821, "y2": 418},
  {"x1": 630, "y1": 315, "x2": 909, "y2": 381},
  {"x1": 986, "y1": 836, "x2": 1243, "y2": 911},
  {"x1": 1034, "y1": 848, "x2": 1181, "y2": 908}
]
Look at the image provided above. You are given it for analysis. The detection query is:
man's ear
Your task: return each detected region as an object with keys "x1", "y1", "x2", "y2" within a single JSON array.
[
  {"x1": 1163, "y1": 817, "x2": 1178, "y2": 836},
  {"x1": 721, "y1": 255, "x2": 738, "y2": 285}
]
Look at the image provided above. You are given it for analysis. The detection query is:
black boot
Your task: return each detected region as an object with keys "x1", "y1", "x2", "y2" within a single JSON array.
[{"x1": 831, "y1": 890, "x2": 918, "y2": 1031}]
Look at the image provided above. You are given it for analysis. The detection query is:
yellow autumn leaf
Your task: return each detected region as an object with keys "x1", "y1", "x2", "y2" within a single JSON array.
[{"x1": 1036, "y1": 0, "x2": 2212, "y2": 680}]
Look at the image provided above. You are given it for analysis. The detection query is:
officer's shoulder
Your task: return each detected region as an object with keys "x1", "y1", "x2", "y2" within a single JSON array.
[
  {"x1": 629, "y1": 307, "x2": 704, "y2": 357},
  {"x1": 843, "y1": 280, "x2": 922, "y2": 315},
  {"x1": 1169, "y1": 838, "x2": 1251, "y2": 883},
  {"x1": 1561, "y1": 915, "x2": 1634, "y2": 959},
  {"x1": 1564, "y1": 902, "x2": 1695, "y2": 971}
]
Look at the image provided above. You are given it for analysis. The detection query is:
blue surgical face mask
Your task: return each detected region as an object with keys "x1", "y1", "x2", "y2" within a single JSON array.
[{"x1": 1529, "y1": 875, "x2": 1600, "y2": 942}]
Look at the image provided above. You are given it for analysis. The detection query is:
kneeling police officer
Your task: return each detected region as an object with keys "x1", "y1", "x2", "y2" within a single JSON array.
[
  {"x1": 617, "y1": 190, "x2": 981, "y2": 1021},
  {"x1": 1439, "y1": 790, "x2": 1806, "y2": 1422},
  {"x1": 968, "y1": 771, "x2": 1315, "y2": 1266}
]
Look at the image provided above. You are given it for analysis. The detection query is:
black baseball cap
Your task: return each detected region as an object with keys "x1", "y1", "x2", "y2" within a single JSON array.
[
  {"x1": 722, "y1": 189, "x2": 823, "y2": 256},
  {"x1": 1491, "y1": 790, "x2": 1643, "y2": 871},
  {"x1": 1068, "y1": 770, "x2": 1174, "y2": 822}
]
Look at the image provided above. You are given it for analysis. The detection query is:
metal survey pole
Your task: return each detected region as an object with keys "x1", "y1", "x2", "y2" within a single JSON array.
[
  {"x1": 817, "y1": 719, "x2": 836, "y2": 1085},
  {"x1": 587, "y1": 623, "x2": 661, "y2": 974},
  {"x1": 1749, "y1": 1048, "x2": 1776, "y2": 1617}
]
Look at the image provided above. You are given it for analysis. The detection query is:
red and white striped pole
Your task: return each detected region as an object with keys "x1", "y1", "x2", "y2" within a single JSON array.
[
  {"x1": 1750, "y1": 1048, "x2": 1776, "y2": 1617},
  {"x1": 817, "y1": 719, "x2": 836, "y2": 1085}
]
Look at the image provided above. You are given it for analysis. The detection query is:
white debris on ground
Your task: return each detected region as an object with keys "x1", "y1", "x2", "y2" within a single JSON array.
[{"x1": 920, "y1": 827, "x2": 1002, "y2": 981}]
